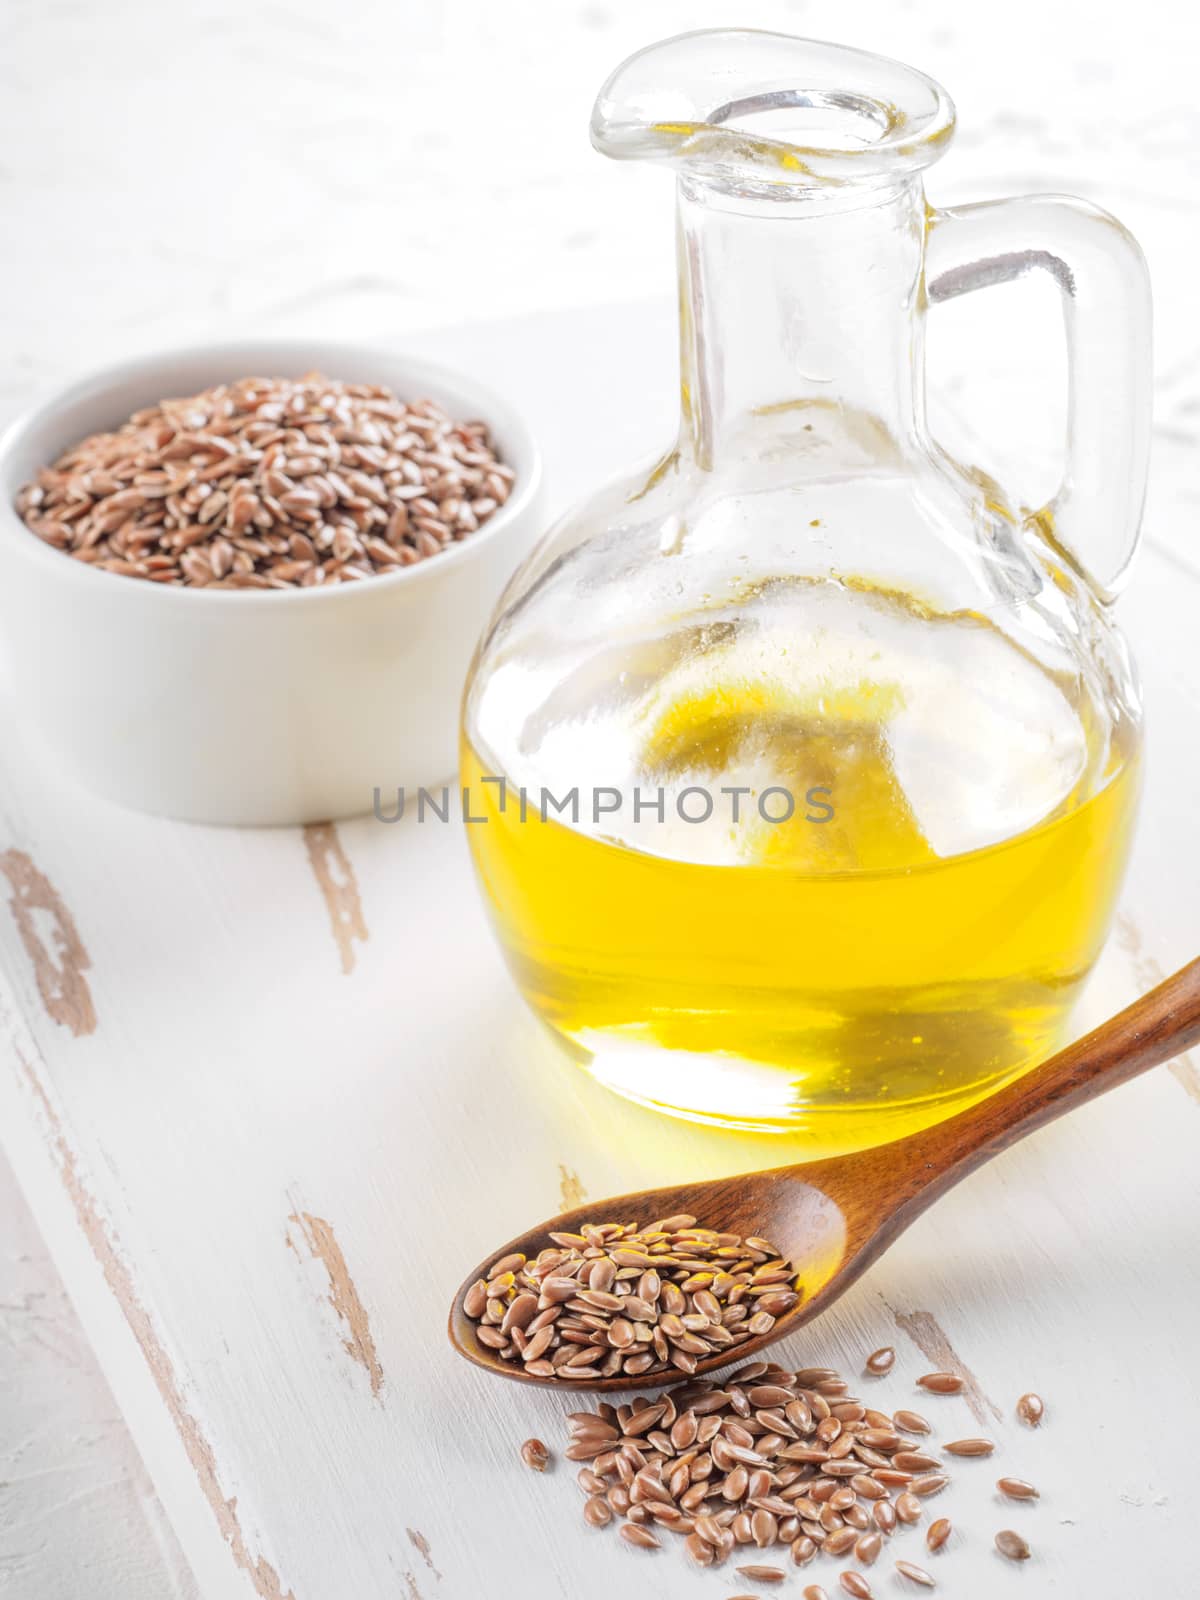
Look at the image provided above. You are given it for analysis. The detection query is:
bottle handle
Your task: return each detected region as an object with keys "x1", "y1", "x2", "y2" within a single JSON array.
[{"x1": 925, "y1": 196, "x2": 1153, "y2": 603}]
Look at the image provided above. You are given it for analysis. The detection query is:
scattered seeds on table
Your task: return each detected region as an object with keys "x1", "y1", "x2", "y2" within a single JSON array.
[
  {"x1": 926, "y1": 1517, "x2": 952, "y2": 1552},
  {"x1": 995, "y1": 1529, "x2": 1031, "y2": 1561},
  {"x1": 804, "y1": 1588, "x2": 830, "y2": 1600},
  {"x1": 864, "y1": 1347, "x2": 895, "y2": 1376},
  {"x1": 620, "y1": 1523, "x2": 661, "y2": 1550},
  {"x1": 583, "y1": 1496, "x2": 613, "y2": 1527},
  {"x1": 909, "y1": 1473, "x2": 949, "y2": 1498},
  {"x1": 896, "y1": 1558, "x2": 936, "y2": 1587},
  {"x1": 520, "y1": 1438, "x2": 549, "y2": 1472},
  {"x1": 537, "y1": 1346, "x2": 1062, "y2": 1582},
  {"x1": 1017, "y1": 1392, "x2": 1045, "y2": 1427},
  {"x1": 854, "y1": 1532, "x2": 882, "y2": 1564},
  {"x1": 893, "y1": 1410, "x2": 931, "y2": 1435},
  {"x1": 558, "y1": 1355, "x2": 974, "y2": 1570},
  {"x1": 463, "y1": 1216, "x2": 800, "y2": 1381},
  {"x1": 997, "y1": 1477, "x2": 1039, "y2": 1500},
  {"x1": 916, "y1": 1373, "x2": 964, "y2": 1395},
  {"x1": 15, "y1": 374, "x2": 515, "y2": 588},
  {"x1": 685, "y1": 1532, "x2": 713, "y2": 1565},
  {"x1": 895, "y1": 1493, "x2": 923, "y2": 1524}
]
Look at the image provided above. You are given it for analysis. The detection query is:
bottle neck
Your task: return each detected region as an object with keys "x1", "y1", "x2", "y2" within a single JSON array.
[{"x1": 676, "y1": 176, "x2": 928, "y2": 469}]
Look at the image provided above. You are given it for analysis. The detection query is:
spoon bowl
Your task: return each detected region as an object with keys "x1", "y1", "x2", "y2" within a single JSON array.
[
  {"x1": 449, "y1": 1167, "x2": 851, "y2": 1389},
  {"x1": 450, "y1": 958, "x2": 1200, "y2": 1388}
]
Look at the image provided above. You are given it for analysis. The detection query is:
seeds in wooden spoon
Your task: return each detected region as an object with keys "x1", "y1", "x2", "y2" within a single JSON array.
[
  {"x1": 462, "y1": 1216, "x2": 798, "y2": 1381},
  {"x1": 896, "y1": 1559, "x2": 936, "y2": 1587},
  {"x1": 995, "y1": 1529, "x2": 1031, "y2": 1561},
  {"x1": 864, "y1": 1346, "x2": 895, "y2": 1375},
  {"x1": 916, "y1": 1372, "x2": 963, "y2": 1395},
  {"x1": 520, "y1": 1438, "x2": 549, "y2": 1471},
  {"x1": 943, "y1": 1438, "x2": 994, "y2": 1457},
  {"x1": 925, "y1": 1517, "x2": 952, "y2": 1552},
  {"x1": 997, "y1": 1476, "x2": 1039, "y2": 1500},
  {"x1": 1017, "y1": 1392, "x2": 1045, "y2": 1426}
]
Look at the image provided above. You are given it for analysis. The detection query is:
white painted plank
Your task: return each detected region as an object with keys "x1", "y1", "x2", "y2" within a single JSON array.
[
  {"x1": 0, "y1": 296, "x2": 1197, "y2": 1600},
  {"x1": 0, "y1": 1143, "x2": 198, "y2": 1600}
]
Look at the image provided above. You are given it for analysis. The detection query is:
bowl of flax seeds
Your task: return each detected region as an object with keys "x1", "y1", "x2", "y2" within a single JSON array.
[{"x1": 0, "y1": 340, "x2": 546, "y2": 823}]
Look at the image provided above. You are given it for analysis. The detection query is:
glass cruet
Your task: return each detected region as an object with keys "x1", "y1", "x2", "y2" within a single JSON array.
[{"x1": 461, "y1": 30, "x2": 1152, "y2": 1150}]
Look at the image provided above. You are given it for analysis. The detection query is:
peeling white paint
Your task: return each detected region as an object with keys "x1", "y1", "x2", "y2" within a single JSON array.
[{"x1": 2, "y1": 2, "x2": 1199, "y2": 1597}]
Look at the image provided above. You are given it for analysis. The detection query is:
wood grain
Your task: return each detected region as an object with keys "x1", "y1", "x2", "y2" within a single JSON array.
[
  {"x1": 886, "y1": 1305, "x2": 1002, "y2": 1426},
  {"x1": 301, "y1": 824, "x2": 368, "y2": 975},
  {"x1": 14, "y1": 1047, "x2": 294, "y2": 1600},
  {"x1": 0, "y1": 851, "x2": 95, "y2": 1036},
  {"x1": 406, "y1": 1529, "x2": 440, "y2": 1580},
  {"x1": 286, "y1": 1210, "x2": 384, "y2": 1398}
]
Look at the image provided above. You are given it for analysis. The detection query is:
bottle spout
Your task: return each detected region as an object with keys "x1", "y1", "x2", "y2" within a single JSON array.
[{"x1": 591, "y1": 29, "x2": 955, "y2": 193}]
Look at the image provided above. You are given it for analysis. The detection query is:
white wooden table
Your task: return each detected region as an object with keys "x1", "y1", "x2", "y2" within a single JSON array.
[
  {"x1": 1, "y1": 294, "x2": 1199, "y2": 1600},
  {"x1": 3, "y1": 2, "x2": 1200, "y2": 1596}
]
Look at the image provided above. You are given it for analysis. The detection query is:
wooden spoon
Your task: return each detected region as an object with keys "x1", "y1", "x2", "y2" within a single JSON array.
[{"x1": 450, "y1": 958, "x2": 1200, "y2": 1389}]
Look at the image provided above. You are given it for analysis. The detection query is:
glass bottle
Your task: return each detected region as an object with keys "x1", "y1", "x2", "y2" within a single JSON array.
[{"x1": 462, "y1": 31, "x2": 1151, "y2": 1150}]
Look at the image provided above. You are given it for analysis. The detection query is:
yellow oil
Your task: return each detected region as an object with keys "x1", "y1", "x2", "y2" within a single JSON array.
[{"x1": 463, "y1": 586, "x2": 1140, "y2": 1149}]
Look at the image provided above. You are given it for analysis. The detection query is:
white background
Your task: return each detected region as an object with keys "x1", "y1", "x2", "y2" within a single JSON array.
[{"x1": 2, "y1": 1, "x2": 1198, "y2": 1595}]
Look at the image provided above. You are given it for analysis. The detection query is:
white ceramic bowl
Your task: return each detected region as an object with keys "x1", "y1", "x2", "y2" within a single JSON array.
[{"x1": 0, "y1": 341, "x2": 546, "y2": 825}]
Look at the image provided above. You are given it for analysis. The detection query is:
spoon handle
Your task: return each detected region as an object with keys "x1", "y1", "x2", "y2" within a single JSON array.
[{"x1": 867, "y1": 956, "x2": 1200, "y2": 1212}]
